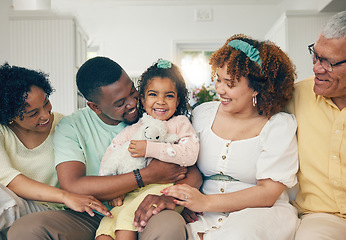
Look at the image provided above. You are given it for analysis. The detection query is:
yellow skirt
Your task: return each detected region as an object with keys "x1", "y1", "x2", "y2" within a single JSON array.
[{"x1": 95, "y1": 183, "x2": 183, "y2": 239}]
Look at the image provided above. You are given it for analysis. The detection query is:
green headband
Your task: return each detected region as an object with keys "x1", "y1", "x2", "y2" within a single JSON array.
[
  {"x1": 157, "y1": 59, "x2": 172, "y2": 69},
  {"x1": 228, "y1": 39, "x2": 263, "y2": 69}
]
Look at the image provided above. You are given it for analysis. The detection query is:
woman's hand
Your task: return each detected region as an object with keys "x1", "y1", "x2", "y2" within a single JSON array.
[
  {"x1": 134, "y1": 194, "x2": 176, "y2": 232},
  {"x1": 128, "y1": 140, "x2": 147, "y2": 158},
  {"x1": 161, "y1": 183, "x2": 208, "y2": 213},
  {"x1": 62, "y1": 191, "x2": 112, "y2": 218}
]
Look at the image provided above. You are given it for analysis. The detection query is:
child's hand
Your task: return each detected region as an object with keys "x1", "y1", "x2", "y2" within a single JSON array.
[
  {"x1": 128, "y1": 140, "x2": 147, "y2": 158},
  {"x1": 108, "y1": 194, "x2": 126, "y2": 207}
]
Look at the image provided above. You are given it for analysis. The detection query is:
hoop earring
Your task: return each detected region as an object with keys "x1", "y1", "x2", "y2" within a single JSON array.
[{"x1": 252, "y1": 95, "x2": 257, "y2": 107}]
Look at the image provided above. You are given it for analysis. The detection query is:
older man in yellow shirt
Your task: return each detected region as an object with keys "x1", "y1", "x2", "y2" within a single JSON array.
[{"x1": 287, "y1": 11, "x2": 346, "y2": 239}]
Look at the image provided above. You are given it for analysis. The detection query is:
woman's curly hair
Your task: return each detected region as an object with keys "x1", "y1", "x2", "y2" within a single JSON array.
[
  {"x1": 210, "y1": 34, "x2": 296, "y2": 117},
  {"x1": 0, "y1": 63, "x2": 54, "y2": 125},
  {"x1": 137, "y1": 59, "x2": 189, "y2": 118}
]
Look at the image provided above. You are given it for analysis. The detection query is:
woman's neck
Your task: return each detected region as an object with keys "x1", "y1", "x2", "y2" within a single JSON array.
[
  {"x1": 9, "y1": 121, "x2": 52, "y2": 150},
  {"x1": 212, "y1": 107, "x2": 268, "y2": 141}
]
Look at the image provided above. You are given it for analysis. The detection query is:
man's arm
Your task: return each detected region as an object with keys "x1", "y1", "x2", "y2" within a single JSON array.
[
  {"x1": 174, "y1": 165, "x2": 202, "y2": 188},
  {"x1": 54, "y1": 114, "x2": 187, "y2": 202},
  {"x1": 57, "y1": 159, "x2": 187, "y2": 201}
]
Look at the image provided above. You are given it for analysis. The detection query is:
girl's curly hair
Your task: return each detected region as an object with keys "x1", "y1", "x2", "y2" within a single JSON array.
[
  {"x1": 0, "y1": 63, "x2": 54, "y2": 125},
  {"x1": 210, "y1": 34, "x2": 297, "y2": 117},
  {"x1": 137, "y1": 59, "x2": 189, "y2": 118}
]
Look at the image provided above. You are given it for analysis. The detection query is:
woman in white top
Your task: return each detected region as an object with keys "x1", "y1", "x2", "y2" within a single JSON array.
[
  {"x1": 162, "y1": 34, "x2": 300, "y2": 240},
  {"x1": 0, "y1": 63, "x2": 111, "y2": 237}
]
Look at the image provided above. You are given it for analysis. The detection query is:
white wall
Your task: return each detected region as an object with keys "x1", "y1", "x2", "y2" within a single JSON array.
[
  {"x1": 50, "y1": 0, "x2": 344, "y2": 77},
  {"x1": 265, "y1": 11, "x2": 335, "y2": 81},
  {"x1": 285, "y1": 12, "x2": 335, "y2": 80},
  {"x1": 0, "y1": 0, "x2": 11, "y2": 65},
  {"x1": 279, "y1": 0, "x2": 333, "y2": 12},
  {"x1": 12, "y1": 0, "x2": 51, "y2": 10},
  {"x1": 9, "y1": 11, "x2": 88, "y2": 115},
  {"x1": 51, "y1": 2, "x2": 283, "y2": 75}
]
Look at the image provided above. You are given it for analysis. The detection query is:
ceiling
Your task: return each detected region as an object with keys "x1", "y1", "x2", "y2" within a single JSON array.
[{"x1": 51, "y1": 0, "x2": 282, "y2": 6}]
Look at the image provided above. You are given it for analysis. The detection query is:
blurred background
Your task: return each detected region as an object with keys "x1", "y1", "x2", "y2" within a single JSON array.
[{"x1": 0, "y1": 0, "x2": 345, "y2": 114}]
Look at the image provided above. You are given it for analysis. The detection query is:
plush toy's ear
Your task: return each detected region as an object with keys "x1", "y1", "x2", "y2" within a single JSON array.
[{"x1": 141, "y1": 113, "x2": 151, "y2": 124}]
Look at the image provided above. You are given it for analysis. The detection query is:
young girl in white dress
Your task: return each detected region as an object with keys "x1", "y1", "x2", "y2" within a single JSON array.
[{"x1": 162, "y1": 34, "x2": 300, "y2": 240}]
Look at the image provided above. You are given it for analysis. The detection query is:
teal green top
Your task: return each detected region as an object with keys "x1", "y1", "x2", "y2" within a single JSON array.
[
  {"x1": 203, "y1": 174, "x2": 239, "y2": 182},
  {"x1": 54, "y1": 107, "x2": 128, "y2": 176}
]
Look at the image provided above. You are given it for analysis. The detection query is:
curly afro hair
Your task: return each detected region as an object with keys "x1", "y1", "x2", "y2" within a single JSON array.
[
  {"x1": 0, "y1": 63, "x2": 53, "y2": 125},
  {"x1": 137, "y1": 59, "x2": 189, "y2": 118},
  {"x1": 209, "y1": 34, "x2": 297, "y2": 117}
]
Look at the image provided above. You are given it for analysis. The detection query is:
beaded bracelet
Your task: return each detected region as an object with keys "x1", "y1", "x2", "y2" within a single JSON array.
[{"x1": 133, "y1": 169, "x2": 144, "y2": 188}]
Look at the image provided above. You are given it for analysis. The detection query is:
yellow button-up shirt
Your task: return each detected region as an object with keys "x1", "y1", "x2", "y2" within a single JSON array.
[{"x1": 287, "y1": 76, "x2": 346, "y2": 219}]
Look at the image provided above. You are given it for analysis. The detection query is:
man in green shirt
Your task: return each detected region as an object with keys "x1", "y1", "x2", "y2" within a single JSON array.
[{"x1": 8, "y1": 57, "x2": 201, "y2": 240}]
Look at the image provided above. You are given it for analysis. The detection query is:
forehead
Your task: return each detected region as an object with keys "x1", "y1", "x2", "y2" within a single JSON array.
[
  {"x1": 217, "y1": 63, "x2": 229, "y2": 75},
  {"x1": 25, "y1": 86, "x2": 46, "y2": 104},
  {"x1": 315, "y1": 35, "x2": 346, "y2": 61},
  {"x1": 146, "y1": 77, "x2": 176, "y2": 91},
  {"x1": 99, "y1": 71, "x2": 134, "y2": 101},
  {"x1": 22, "y1": 86, "x2": 47, "y2": 114}
]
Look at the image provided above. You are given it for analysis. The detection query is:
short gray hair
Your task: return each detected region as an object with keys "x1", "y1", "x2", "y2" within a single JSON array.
[{"x1": 321, "y1": 11, "x2": 346, "y2": 39}]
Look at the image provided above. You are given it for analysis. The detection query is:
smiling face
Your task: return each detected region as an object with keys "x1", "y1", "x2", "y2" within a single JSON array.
[
  {"x1": 12, "y1": 85, "x2": 53, "y2": 133},
  {"x1": 312, "y1": 35, "x2": 346, "y2": 107},
  {"x1": 215, "y1": 63, "x2": 257, "y2": 116},
  {"x1": 141, "y1": 77, "x2": 179, "y2": 121},
  {"x1": 89, "y1": 70, "x2": 139, "y2": 125}
]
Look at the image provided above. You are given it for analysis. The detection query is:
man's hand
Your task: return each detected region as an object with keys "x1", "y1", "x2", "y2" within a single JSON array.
[
  {"x1": 142, "y1": 160, "x2": 187, "y2": 185},
  {"x1": 129, "y1": 140, "x2": 147, "y2": 158},
  {"x1": 134, "y1": 165, "x2": 200, "y2": 231},
  {"x1": 108, "y1": 194, "x2": 126, "y2": 207},
  {"x1": 134, "y1": 194, "x2": 176, "y2": 232},
  {"x1": 181, "y1": 208, "x2": 201, "y2": 223}
]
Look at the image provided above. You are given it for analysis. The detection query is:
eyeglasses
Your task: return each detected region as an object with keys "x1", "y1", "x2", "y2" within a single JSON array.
[{"x1": 308, "y1": 43, "x2": 346, "y2": 72}]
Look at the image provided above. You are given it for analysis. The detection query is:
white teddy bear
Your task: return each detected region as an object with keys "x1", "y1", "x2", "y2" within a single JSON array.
[{"x1": 100, "y1": 113, "x2": 179, "y2": 176}]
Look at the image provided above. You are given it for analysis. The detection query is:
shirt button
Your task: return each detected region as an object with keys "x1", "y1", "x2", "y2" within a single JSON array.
[
  {"x1": 220, "y1": 172, "x2": 224, "y2": 175},
  {"x1": 335, "y1": 130, "x2": 339, "y2": 134},
  {"x1": 334, "y1": 181, "x2": 338, "y2": 186},
  {"x1": 218, "y1": 218, "x2": 223, "y2": 222},
  {"x1": 333, "y1": 156, "x2": 337, "y2": 160},
  {"x1": 220, "y1": 188, "x2": 224, "y2": 193},
  {"x1": 212, "y1": 226, "x2": 218, "y2": 229},
  {"x1": 222, "y1": 155, "x2": 226, "y2": 160},
  {"x1": 226, "y1": 143, "x2": 230, "y2": 147}
]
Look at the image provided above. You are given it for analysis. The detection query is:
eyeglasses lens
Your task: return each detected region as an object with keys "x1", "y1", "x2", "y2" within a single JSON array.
[{"x1": 309, "y1": 47, "x2": 332, "y2": 72}]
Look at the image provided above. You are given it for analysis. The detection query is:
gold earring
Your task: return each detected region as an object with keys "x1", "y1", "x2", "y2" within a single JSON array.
[
  {"x1": 252, "y1": 95, "x2": 257, "y2": 107},
  {"x1": 8, "y1": 120, "x2": 13, "y2": 125}
]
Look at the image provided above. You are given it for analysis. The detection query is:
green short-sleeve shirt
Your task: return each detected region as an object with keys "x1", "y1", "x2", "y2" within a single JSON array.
[{"x1": 54, "y1": 107, "x2": 127, "y2": 176}]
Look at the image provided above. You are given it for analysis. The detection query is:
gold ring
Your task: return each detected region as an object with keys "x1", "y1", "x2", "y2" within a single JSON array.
[
  {"x1": 88, "y1": 202, "x2": 93, "y2": 207},
  {"x1": 152, "y1": 203, "x2": 158, "y2": 208}
]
